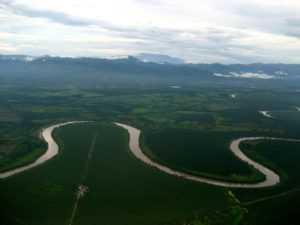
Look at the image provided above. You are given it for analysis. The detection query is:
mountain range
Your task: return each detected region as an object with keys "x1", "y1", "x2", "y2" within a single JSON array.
[{"x1": 1, "y1": 54, "x2": 299, "y2": 88}]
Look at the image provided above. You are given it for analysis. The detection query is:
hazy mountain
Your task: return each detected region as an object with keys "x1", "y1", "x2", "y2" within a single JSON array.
[
  {"x1": 135, "y1": 53, "x2": 185, "y2": 64},
  {"x1": 0, "y1": 54, "x2": 37, "y2": 61},
  {"x1": 0, "y1": 54, "x2": 299, "y2": 89},
  {"x1": 0, "y1": 55, "x2": 212, "y2": 87}
]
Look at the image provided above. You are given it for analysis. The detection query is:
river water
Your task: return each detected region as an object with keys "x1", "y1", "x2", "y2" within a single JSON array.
[
  {"x1": 0, "y1": 121, "x2": 86, "y2": 179},
  {"x1": 115, "y1": 122, "x2": 300, "y2": 188},
  {"x1": 1, "y1": 121, "x2": 298, "y2": 189}
]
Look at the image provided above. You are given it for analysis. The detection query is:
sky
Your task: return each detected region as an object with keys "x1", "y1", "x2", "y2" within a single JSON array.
[{"x1": 0, "y1": 0, "x2": 300, "y2": 63}]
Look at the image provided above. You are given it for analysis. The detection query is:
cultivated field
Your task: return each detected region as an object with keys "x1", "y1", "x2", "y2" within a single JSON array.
[{"x1": 1, "y1": 81, "x2": 300, "y2": 224}]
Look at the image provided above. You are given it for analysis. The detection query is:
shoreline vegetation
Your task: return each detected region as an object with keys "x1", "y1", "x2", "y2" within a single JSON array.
[
  {"x1": 140, "y1": 135, "x2": 267, "y2": 184},
  {"x1": 0, "y1": 139, "x2": 46, "y2": 173},
  {"x1": 1, "y1": 122, "x2": 300, "y2": 225},
  {"x1": 115, "y1": 122, "x2": 300, "y2": 188},
  {"x1": 1, "y1": 121, "x2": 299, "y2": 188},
  {"x1": 0, "y1": 121, "x2": 89, "y2": 179}
]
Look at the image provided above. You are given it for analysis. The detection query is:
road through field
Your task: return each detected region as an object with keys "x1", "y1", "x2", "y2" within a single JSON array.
[
  {"x1": 68, "y1": 133, "x2": 98, "y2": 225},
  {"x1": 115, "y1": 122, "x2": 300, "y2": 188}
]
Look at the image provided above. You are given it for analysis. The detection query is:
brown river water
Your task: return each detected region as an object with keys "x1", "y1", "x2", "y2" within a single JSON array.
[
  {"x1": 0, "y1": 121, "x2": 88, "y2": 179},
  {"x1": 115, "y1": 122, "x2": 300, "y2": 188},
  {"x1": 1, "y1": 121, "x2": 299, "y2": 189}
]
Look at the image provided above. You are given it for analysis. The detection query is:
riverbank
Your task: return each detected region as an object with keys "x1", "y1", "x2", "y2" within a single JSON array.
[
  {"x1": 0, "y1": 121, "x2": 88, "y2": 179},
  {"x1": 115, "y1": 122, "x2": 300, "y2": 188}
]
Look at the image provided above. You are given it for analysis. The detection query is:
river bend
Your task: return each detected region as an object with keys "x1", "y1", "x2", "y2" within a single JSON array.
[
  {"x1": 115, "y1": 122, "x2": 300, "y2": 188},
  {"x1": 1, "y1": 121, "x2": 299, "y2": 188},
  {"x1": 0, "y1": 121, "x2": 87, "y2": 179}
]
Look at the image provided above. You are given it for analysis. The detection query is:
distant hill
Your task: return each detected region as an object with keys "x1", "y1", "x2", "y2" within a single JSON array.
[
  {"x1": 135, "y1": 53, "x2": 185, "y2": 64},
  {"x1": 0, "y1": 54, "x2": 212, "y2": 87},
  {"x1": 0, "y1": 54, "x2": 299, "y2": 88}
]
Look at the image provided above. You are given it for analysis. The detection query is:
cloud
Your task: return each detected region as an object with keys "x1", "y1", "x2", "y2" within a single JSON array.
[
  {"x1": 1, "y1": 0, "x2": 91, "y2": 26},
  {"x1": 0, "y1": 0, "x2": 140, "y2": 34},
  {"x1": 285, "y1": 18, "x2": 300, "y2": 38},
  {"x1": 0, "y1": 0, "x2": 300, "y2": 63},
  {"x1": 214, "y1": 72, "x2": 275, "y2": 79},
  {"x1": 0, "y1": 0, "x2": 138, "y2": 36},
  {"x1": 0, "y1": 43, "x2": 18, "y2": 51},
  {"x1": 87, "y1": 48, "x2": 132, "y2": 55},
  {"x1": 286, "y1": 18, "x2": 300, "y2": 27}
]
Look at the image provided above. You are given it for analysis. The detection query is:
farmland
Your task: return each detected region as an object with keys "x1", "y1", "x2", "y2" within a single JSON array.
[
  {"x1": 0, "y1": 123, "x2": 230, "y2": 225},
  {"x1": 1, "y1": 75, "x2": 300, "y2": 224}
]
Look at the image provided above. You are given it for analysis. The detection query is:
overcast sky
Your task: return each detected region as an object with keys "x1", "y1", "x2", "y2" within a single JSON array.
[{"x1": 0, "y1": 0, "x2": 300, "y2": 63}]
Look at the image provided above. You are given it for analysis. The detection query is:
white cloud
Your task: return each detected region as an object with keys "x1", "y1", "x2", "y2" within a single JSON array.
[
  {"x1": 87, "y1": 48, "x2": 133, "y2": 55},
  {"x1": 0, "y1": 0, "x2": 300, "y2": 63},
  {"x1": 275, "y1": 71, "x2": 288, "y2": 75},
  {"x1": 0, "y1": 43, "x2": 18, "y2": 51},
  {"x1": 214, "y1": 72, "x2": 275, "y2": 79}
]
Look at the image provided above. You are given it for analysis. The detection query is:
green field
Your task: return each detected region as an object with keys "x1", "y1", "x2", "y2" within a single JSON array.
[
  {"x1": 233, "y1": 139, "x2": 300, "y2": 225},
  {"x1": 1, "y1": 82, "x2": 300, "y2": 224},
  {"x1": 270, "y1": 110, "x2": 300, "y2": 122},
  {"x1": 0, "y1": 123, "x2": 231, "y2": 225},
  {"x1": 143, "y1": 128, "x2": 266, "y2": 183}
]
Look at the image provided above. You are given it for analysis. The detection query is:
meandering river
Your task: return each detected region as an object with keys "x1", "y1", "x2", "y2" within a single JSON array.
[
  {"x1": 0, "y1": 121, "x2": 87, "y2": 179},
  {"x1": 115, "y1": 122, "x2": 300, "y2": 188},
  {"x1": 1, "y1": 121, "x2": 299, "y2": 188}
]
